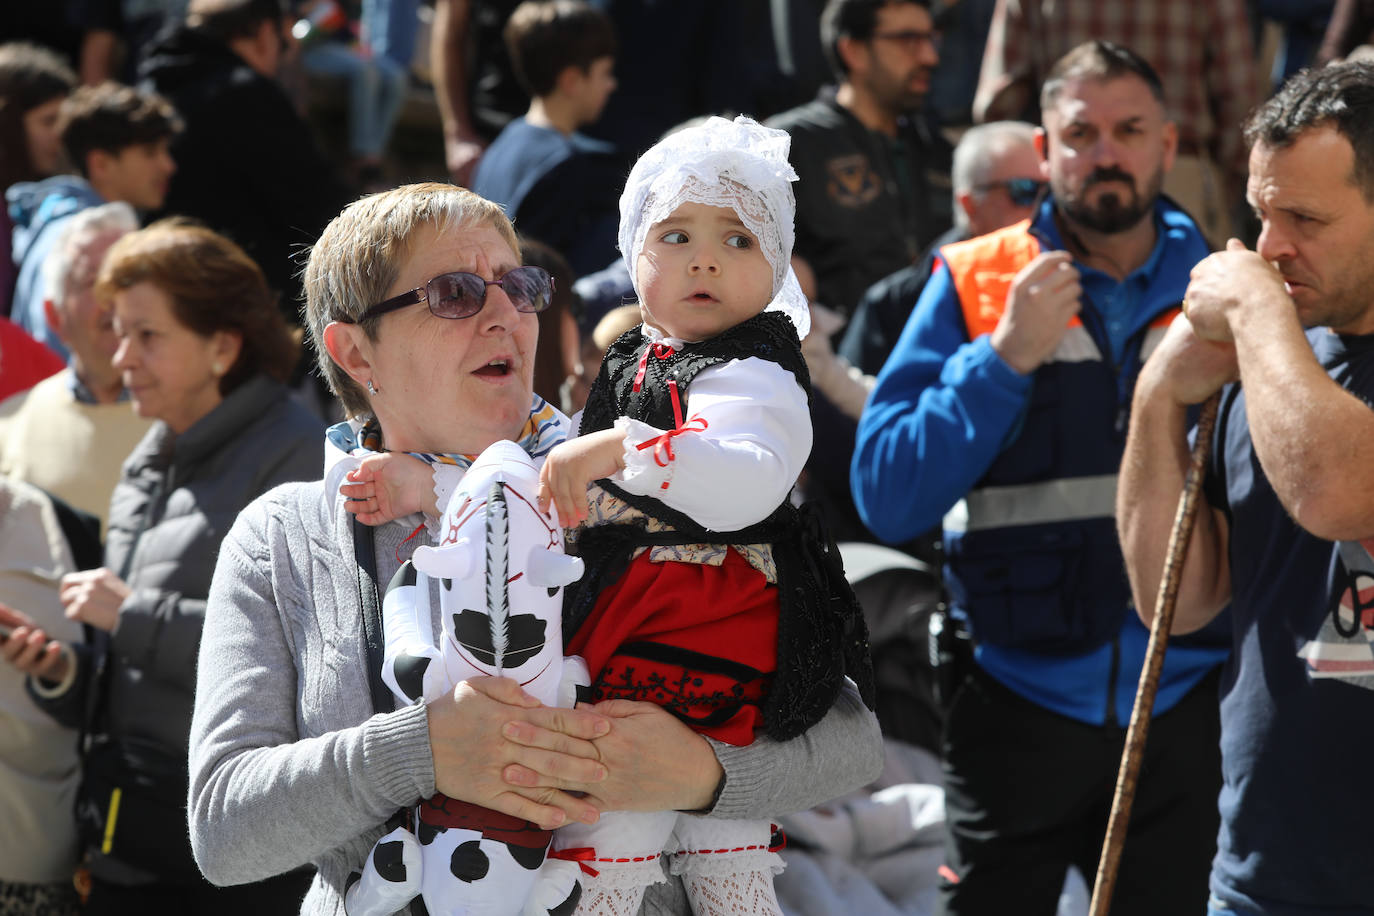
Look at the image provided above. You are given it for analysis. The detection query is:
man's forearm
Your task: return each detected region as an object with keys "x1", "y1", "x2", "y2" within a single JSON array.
[
  {"x1": 431, "y1": 0, "x2": 473, "y2": 142},
  {"x1": 1118, "y1": 374, "x2": 1231, "y2": 634}
]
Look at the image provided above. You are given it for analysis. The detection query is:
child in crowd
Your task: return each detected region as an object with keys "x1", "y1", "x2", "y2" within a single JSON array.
[
  {"x1": 470, "y1": 0, "x2": 622, "y2": 277},
  {"x1": 340, "y1": 115, "x2": 872, "y2": 916}
]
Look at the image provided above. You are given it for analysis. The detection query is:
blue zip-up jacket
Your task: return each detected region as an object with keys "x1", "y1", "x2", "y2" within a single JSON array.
[
  {"x1": 7, "y1": 176, "x2": 105, "y2": 361},
  {"x1": 852, "y1": 195, "x2": 1230, "y2": 725}
]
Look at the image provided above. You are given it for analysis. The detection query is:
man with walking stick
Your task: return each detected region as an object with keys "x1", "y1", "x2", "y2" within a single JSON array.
[
  {"x1": 1119, "y1": 61, "x2": 1374, "y2": 916},
  {"x1": 852, "y1": 40, "x2": 1230, "y2": 915}
]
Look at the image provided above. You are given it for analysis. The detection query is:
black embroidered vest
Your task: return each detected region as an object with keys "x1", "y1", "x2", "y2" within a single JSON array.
[{"x1": 565, "y1": 311, "x2": 875, "y2": 740}]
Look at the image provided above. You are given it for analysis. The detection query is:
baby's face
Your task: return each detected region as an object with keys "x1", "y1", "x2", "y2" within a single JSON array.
[{"x1": 635, "y1": 201, "x2": 774, "y2": 342}]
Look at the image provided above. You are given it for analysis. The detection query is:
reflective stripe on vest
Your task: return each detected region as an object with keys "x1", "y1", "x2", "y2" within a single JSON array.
[
  {"x1": 943, "y1": 473, "x2": 1118, "y2": 534},
  {"x1": 1140, "y1": 324, "x2": 1169, "y2": 362},
  {"x1": 1051, "y1": 325, "x2": 1101, "y2": 363}
]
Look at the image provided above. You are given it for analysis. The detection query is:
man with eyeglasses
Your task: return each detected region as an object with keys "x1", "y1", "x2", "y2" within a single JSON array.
[
  {"x1": 766, "y1": 0, "x2": 952, "y2": 319},
  {"x1": 852, "y1": 40, "x2": 1230, "y2": 915}
]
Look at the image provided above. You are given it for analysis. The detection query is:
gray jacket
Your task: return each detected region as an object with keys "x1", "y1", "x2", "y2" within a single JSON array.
[
  {"x1": 32, "y1": 373, "x2": 323, "y2": 765},
  {"x1": 189, "y1": 478, "x2": 885, "y2": 915}
]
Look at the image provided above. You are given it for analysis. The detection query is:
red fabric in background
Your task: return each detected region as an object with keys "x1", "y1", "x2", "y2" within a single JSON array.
[{"x1": 0, "y1": 316, "x2": 63, "y2": 402}]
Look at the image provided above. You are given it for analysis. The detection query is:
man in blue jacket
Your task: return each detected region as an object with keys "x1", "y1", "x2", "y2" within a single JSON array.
[{"x1": 852, "y1": 40, "x2": 1230, "y2": 916}]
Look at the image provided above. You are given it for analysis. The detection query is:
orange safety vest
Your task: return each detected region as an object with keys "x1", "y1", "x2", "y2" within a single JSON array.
[{"x1": 939, "y1": 220, "x2": 1179, "y2": 347}]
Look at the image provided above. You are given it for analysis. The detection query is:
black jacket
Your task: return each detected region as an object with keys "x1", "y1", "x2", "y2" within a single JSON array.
[
  {"x1": 139, "y1": 26, "x2": 348, "y2": 317},
  {"x1": 766, "y1": 91, "x2": 953, "y2": 316},
  {"x1": 28, "y1": 376, "x2": 322, "y2": 881}
]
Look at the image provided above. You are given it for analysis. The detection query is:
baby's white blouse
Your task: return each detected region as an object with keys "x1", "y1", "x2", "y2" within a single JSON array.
[{"x1": 580, "y1": 328, "x2": 813, "y2": 533}]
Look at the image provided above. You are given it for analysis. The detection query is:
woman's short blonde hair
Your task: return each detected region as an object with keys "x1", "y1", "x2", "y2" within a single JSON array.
[{"x1": 303, "y1": 182, "x2": 521, "y2": 418}]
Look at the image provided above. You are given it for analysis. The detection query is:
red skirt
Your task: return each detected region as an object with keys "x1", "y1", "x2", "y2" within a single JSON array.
[{"x1": 566, "y1": 548, "x2": 779, "y2": 746}]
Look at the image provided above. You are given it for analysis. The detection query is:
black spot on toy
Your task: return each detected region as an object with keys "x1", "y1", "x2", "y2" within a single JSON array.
[
  {"x1": 373, "y1": 839, "x2": 408, "y2": 883},
  {"x1": 507, "y1": 840, "x2": 546, "y2": 871},
  {"x1": 450, "y1": 840, "x2": 490, "y2": 883}
]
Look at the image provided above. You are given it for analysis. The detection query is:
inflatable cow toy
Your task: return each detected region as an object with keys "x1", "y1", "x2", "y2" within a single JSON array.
[{"x1": 345, "y1": 440, "x2": 588, "y2": 916}]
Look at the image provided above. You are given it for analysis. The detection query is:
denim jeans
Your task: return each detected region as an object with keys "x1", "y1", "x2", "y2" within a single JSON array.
[
  {"x1": 300, "y1": 40, "x2": 408, "y2": 158},
  {"x1": 361, "y1": 0, "x2": 421, "y2": 68}
]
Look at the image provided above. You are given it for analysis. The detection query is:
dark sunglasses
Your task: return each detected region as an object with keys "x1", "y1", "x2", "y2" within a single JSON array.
[
  {"x1": 344, "y1": 266, "x2": 555, "y2": 324},
  {"x1": 976, "y1": 178, "x2": 1045, "y2": 207}
]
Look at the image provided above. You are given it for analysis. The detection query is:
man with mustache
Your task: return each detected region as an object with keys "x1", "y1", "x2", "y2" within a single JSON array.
[
  {"x1": 766, "y1": 0, "x2": 952, "y2": 318},
  {"x1": 972, "y1": 0, "x2": 1258, "y2": 248},
  {"x1": 852, "y1": 40, "x2": 1230, "y2": 915},
  {"x1": 1119, "y1": 61, "x2": 1374, "y2": 916}
]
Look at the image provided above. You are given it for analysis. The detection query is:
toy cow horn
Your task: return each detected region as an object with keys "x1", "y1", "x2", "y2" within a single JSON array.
[
  {"x1": 411, "y1": 538, "x2": 475, "y2": 581},
  {"x1": 525, "y1": 547, "x2": 584, "y2": 589}
]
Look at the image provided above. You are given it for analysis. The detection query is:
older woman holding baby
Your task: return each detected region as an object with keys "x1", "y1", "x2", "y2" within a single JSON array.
[{"x1": 187, "y1": 182, "x2": 881, "y2": 914}]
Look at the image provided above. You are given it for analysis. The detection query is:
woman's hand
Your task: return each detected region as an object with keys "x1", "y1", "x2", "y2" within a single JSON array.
[
  {"x1": 341, "y1": 453, "x2": 437, "y2": 525},
  {"x1": 59, "y1": 568, "x2": 130, "y2": 632},
  {"x1": 427, "y1": 676, "x2": 612, "y2": 830},
  {"x1": 537, "y1": 429, "x2": 626, "y2": 526},
  {"x1": 503, "y1": 699, "x2": 724, "y2": 814},
  {"x1": 0, "y1": 602, "x2": 70, "y2": 683}
]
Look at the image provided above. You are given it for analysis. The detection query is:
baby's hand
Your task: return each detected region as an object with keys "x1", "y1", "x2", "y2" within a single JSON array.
[
  {"x1": 341, "y1": 452, "x2": 437, "y2": 525},
  {"x1": 538, "y1": 429, "x2": 627, "y2": 526}
]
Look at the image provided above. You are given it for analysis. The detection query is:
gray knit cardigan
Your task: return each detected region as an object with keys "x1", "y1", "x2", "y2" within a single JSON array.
[{"x1": 189, "y1": 480, "x2": 884, "y2": 915}]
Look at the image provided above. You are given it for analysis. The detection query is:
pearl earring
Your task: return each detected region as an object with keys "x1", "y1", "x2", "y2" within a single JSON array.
[
  {"x1": 367, "y1": 380, "x2": 378, "y2": 396},
  {"x1": 211, "y1": 362, "x2": 223, "y2": 376}
]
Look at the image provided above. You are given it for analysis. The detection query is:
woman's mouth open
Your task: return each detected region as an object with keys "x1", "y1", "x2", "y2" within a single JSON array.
[{"x1": 473, "y1": 358, "x2": 513, "y2": 378}]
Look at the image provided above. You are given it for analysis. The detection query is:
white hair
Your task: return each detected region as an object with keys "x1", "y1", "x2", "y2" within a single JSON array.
[
  {"x1": 950, "y1": 121, "x2": 1038, "y2": 229},
  {"x1": 41, "y1": 201, "x2": 138, "y2": 309}
]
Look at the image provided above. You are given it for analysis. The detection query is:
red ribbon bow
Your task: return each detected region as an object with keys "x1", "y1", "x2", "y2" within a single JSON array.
[
  {"x1": 631, "y1": 341, "x2": 677, "y2": 392},
  {"x1": 635, "y1": 376, "x2": 708, "y2": 484},
  {"x1": 547, "y1": 847, "x2": 600, "y2": 877},
  {"x1": 637, "y1": 416, "x2": 708, "y2": 469}
]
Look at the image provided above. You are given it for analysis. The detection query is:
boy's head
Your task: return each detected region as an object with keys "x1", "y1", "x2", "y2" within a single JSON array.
[
  {"x1": 59, "y1": 82, "x2": 180, "y2": 210},
  {"x1": 618, "y1": 116, "x2": 809, "y2": 342},
  {"x1": 504, "y1": 0, "x2": 616, "y2": 125}
]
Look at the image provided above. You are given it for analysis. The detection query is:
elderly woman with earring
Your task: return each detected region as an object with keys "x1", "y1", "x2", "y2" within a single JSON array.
[
  {"x1": 0, "y1": 219, "x2": 322, "y2": 913},
  {"x1": 186, "y1": 182, "x2": 882, "y2": 915}
]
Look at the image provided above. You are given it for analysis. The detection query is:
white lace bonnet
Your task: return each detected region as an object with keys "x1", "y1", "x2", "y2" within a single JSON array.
[{"x1": 617, "y1": 114, "x2": 811, "y2": 339}]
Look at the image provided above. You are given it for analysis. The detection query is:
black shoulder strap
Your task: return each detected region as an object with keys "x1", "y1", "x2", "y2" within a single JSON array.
[
  {"x1": 351, "y1": 517, "x2": 395, "y2": 715},
  {"x1": 350, "y1": 518, "x2": 417, "y2": 906}
]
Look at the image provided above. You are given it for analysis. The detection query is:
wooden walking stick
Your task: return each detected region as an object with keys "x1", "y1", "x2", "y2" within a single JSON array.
[{"x1": 1088, "y1": 389, "x2": 1223, "y2": 916}]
